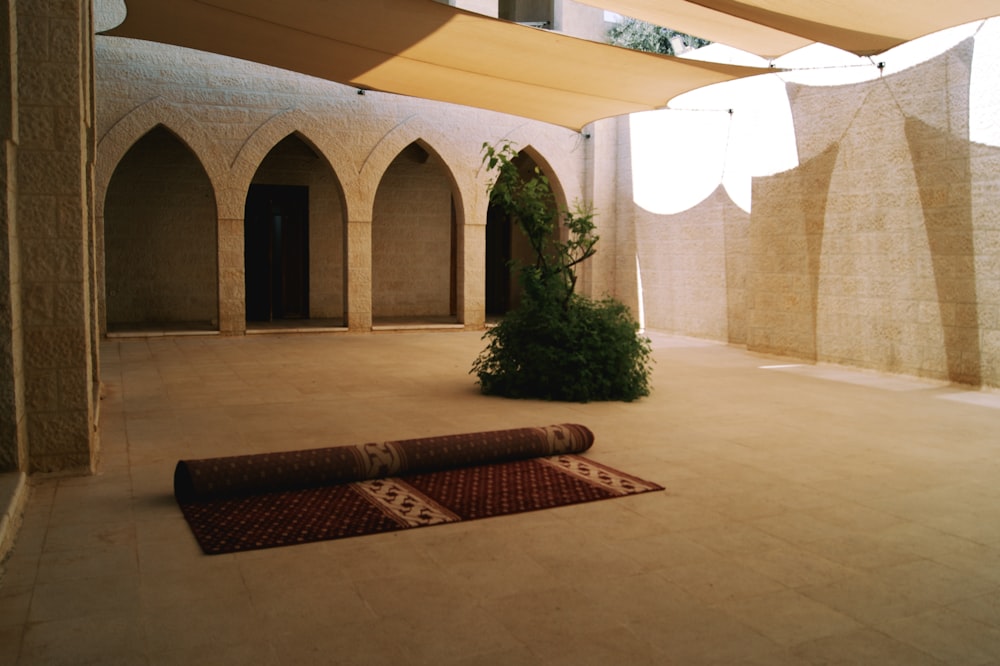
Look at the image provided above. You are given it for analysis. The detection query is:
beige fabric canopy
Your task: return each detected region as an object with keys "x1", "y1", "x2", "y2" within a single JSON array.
[
  {"x1": 590, "y1": 0, "x2": 1000, "y2": 57},
  {"x1": 104, "y1": 0, "x2": 776, "y2": 131}
]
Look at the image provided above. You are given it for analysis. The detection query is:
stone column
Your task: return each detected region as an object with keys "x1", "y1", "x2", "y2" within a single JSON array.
[
  {"x1": 16, "y1": 0, "x2": 97, "y2": 473},
  {"x1": 217, "y1": 210, "x2": 245, "y2": 335},
  {"x1": 1, "y1": 0, "x2": 26, "y2": 473},
  {"x1": 346, "y1": 218, "x2": 372, "y2": 331},
  {"x1": 460, "y1": 199, "x2": 486, "y2": 329}
]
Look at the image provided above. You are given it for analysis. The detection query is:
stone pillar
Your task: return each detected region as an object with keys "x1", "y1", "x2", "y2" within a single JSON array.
[
  {"x1": 460, "y1": 205, "x2": 486, "y2": 329},
  {"x1": 217, "y1": 213, "x2": 245, "y2": 334},
  {"x1": 346, "y1": 218, "x2": 372, "y2": 331},
  {"x1": 16, "y1": 0, "x2": 97, "y2": 473},
  {"x1": 1, "y1": 0, "x2": 27, "y2": 473}
]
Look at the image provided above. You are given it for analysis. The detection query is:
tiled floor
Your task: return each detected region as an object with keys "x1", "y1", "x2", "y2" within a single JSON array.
[{"x1": 2, "y1": 330, "x2": 1000, "y2": 665}]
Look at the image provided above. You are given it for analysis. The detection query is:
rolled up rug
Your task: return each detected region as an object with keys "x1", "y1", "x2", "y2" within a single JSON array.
[
  {"x1": 171, "y1": 423, "x2": 667, "y2": 554},
  {"x1": 174, "y1": 423, "x2": 595, "y2": 503}
]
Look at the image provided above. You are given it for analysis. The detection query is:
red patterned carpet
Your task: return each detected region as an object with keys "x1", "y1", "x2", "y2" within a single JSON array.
[
  {"x1": 178, "y1": 453, "x2": 663, "y2": 554},
  {"x1": 173, "y1": 425, "x2": 661, "y2": 554}
]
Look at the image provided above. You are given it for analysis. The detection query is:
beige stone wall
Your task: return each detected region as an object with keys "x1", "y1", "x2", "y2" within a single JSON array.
[
  {"x1": 633, "y1": 187, "x2": 749, "y2": 343},
  {"x1": 94, "y1": 27, "x2": 587, "y2": 334},
  {"x1": 12, "y1": 0, "x2": 98, "y2": 473},
  {"x1": 971, "y1": 141, "x2": 1000, "y2": 387},
  {"x1": 104, "y1": 127, "x2": 218, "y2": 327},
  {"x1": 748, "y1": 40, "x2": 998, "y2": 386},
  {"x1": 746, "y1": 147, "x2": 836, "y2": 359},
  {"x1": 372, "y1": 144, "x2": 454, "y2": 318},
  {"x1": 623, "y1": 38, "x2": 999, "y2": 388},
  {"x1": 1, "y1": 0, "x2": 25, "y2": 472},
  {"x1": 90, "y1": 4, "x2": 1000, "y2": 397}
]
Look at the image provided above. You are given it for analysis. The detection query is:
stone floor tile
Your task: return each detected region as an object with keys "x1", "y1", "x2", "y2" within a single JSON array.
[
  {"x1": 799, "y1": 571, "x2": 947, "y2": 626},
  {"x1": 715, "y1": 588, "x2": 863, "y2": 647},
  {"x1": 18, "y1": 612, "x2": 147, "y2": 666},
  {"x1": 3, "y1": 331, "x2": 1000, "y2": 664},
  {"x1": 533, "y1": 625, "x2": 664, "y2": 666},
  {"x1": 28, "y1": 573, "x2": 141, "y2": 624},
  {"x1": 0, "y1": 624, "x2": 22, "y2": 664},
  {"x1": 480, "y1": 585, "x2": 627, "y2": 660},
  {"x1": 790, "y1": 628, "x2": 947, "y2": 665},
  {"x1": 625, "y1": 605, "x2": 783, "y2": 664},
  {"x1": 878, "y1": 607, "x2": 1000, "y2": 664},
  {"x1": 0, "y1": 583, "x2": 31, "y2": 628},
  {"x1": 36, "y1": 543, "x2": 139, "y2": 584},
  {"x1": 740, "y1": 544, "x2": 860, "y2": 589},
  {"x1": 799, "y1": 532, "x2": 924, "y2": 570},
  {"x1": 660, "y1": 556, "x2": 788, "y2": 604},
  {"x1": 142, "y1": 591, "x2": 263, "y2": 656},
  {"x1": 674, "y1": 522, "x2": 794, "y2": 558},
  {"x1": 140, "y1": 555, "x2": 248, "y2": 609},
  {"x1": 149, "y1": 641, "x2": 277, "y2": 666},
  {"x1": 40, "y1": 516, "x2": 136, "y2": 552},
  {"x1": 267, "y1": 617, "x2": 407, "y2": 666},
  {"x1": 875, "y1": 559, "x2": 999, "y2": 608},
  {"x1": 949, "y1": 589, "x2": 1000, "y2": 628}
]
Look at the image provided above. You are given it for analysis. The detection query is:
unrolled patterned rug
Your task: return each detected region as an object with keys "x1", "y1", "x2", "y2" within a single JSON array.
[{"x1": 174, "y1": 424, "x2": 664, "y2": 554}]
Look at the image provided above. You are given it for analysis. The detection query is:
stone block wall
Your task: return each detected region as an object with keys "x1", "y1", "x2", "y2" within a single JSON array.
[
  {"x1": 1, "y1": 0, "x2": 25, "y2": 472},
  {"x1": 93, "y1": 28, "x2": 588, "y2": 335},
  {"x1": 629, "y1": 37, "x2": 1000, "y2": 388},
  {"x1": 633, "y1": 187, "x2": 750, "y2": 344},
  {"x1": 372, "y1": 144, "x2": 454, "y2": 318},
  {"x1": 747, "y1": 40, "x2": 999, "y2": 386},
  {"x1": 104, "y1": 127, "x2": 218, "y2": 327},
  {"x1": 3, "y1": 0, "x2": 99, "y2": 474}
]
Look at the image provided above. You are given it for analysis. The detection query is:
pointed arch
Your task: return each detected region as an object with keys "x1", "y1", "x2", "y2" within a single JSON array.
[
  {"x1": 243, "y1": 132, "x2": 347, "y2": 325},
  {"x1": 358, "y1": 116, "x2": 476, "y2": 223},
  {"x1": 371, "y1": 140, "x2": 460, "y2": 323},
  {"x1": 232, "y1": 109, "x2": 360, "y2": 222},
  {"x1": 104, "y1": 126, "x2": 219, "y2": 331},
  {"x1": 96, "y1": 100, "x2": 223, "y2": 220},
  {"x1": 484, "y1": 144, "x2": 568, "y2": 316}
]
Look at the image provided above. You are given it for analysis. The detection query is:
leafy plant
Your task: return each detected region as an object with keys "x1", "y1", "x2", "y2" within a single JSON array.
[
  {"x1": 607, "y1": 16, "x2": 711, "y2": 56},
  {"x1": 473, "y1": 141, "x2": 652, "y2": 402},
  {"x1": 481, "y1": 141, "x2": 596, "y2": 309}
]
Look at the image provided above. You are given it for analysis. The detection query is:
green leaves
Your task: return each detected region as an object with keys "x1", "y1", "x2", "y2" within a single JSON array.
[
  {"x1": 481, "y1": 141, "x2": 598, "y2": 309},
  {"x1": 473, "y1": 141, "x2": 653, "y2": 402},
  {"x1": 607, "y1": 17, "x2": 711, "y2": 56},
  {"x1": 472, "y1": 295, "x2": 653, "y2": 402}
]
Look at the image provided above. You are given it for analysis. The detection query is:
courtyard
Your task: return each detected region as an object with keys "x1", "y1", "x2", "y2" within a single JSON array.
[{"x1": 1, "y1": 329, "x2": 999, "y2": 664}]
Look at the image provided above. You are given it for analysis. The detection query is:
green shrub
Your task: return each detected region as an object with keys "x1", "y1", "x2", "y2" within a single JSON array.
[
  {"x1": 472, "y1": 293, "x2": 652, "y2": 402},
  {"x1": 472, "y1": 141, "x2": 653, "y2": 402}
]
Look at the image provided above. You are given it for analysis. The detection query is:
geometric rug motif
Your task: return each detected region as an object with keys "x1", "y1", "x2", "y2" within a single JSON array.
[{"x1": 177, "y1": 454, "x2": 664, "y2": 555}]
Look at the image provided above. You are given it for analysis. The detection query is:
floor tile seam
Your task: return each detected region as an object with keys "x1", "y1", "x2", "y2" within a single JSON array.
[
  {"x1": 872, "y1": 604, "x2": 1000, "y2": 638},
  {"x1": 793, "y1": 568, "x2": 988, "y2": 627},
  {"x1": 138, "y1": 590, "x2": 263, "y2": 657},
  {"x1": 706, "y1": 595, "x2": 867, "y2": 649},
  {"x1": 863, "y1": 617, "x2": 998, "y2": 664},
  {"x1": 788, "y1": 625, "x2": 951, "y2": 665},
  {"x1": 683, "y1": 526, "x2": 871, "y2": 584}
]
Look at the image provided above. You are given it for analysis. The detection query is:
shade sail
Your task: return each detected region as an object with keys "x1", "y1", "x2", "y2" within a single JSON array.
[
  {"x1": 590, "y1": 0, "x2": 1000, "y2": 57},
  {"x1": 103, "y1": 0, "x2": 776, "y2": 131}
]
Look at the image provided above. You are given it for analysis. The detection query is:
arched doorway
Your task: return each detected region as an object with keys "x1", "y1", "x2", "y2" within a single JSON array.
[
  {"x1": 485, "y1": 150, "x2": 562, "y2": 317},
  {"x1": 244, "y1": 134, "x2": 345, "y2": 326},
  {"x1": 371, "y1": 142, "x2": 457, "y2": 325},
  {"x1": 104, "y1": 126, "x2": 218, "y2": 332}
]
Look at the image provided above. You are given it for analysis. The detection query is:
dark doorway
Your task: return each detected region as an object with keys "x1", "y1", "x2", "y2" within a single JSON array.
[
  {"x1": 485, "y1": 203, "x2": 513, "y2": 317},
  {"x1": 245, "y1": 184, "x2": 309, "y2": 322}
]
